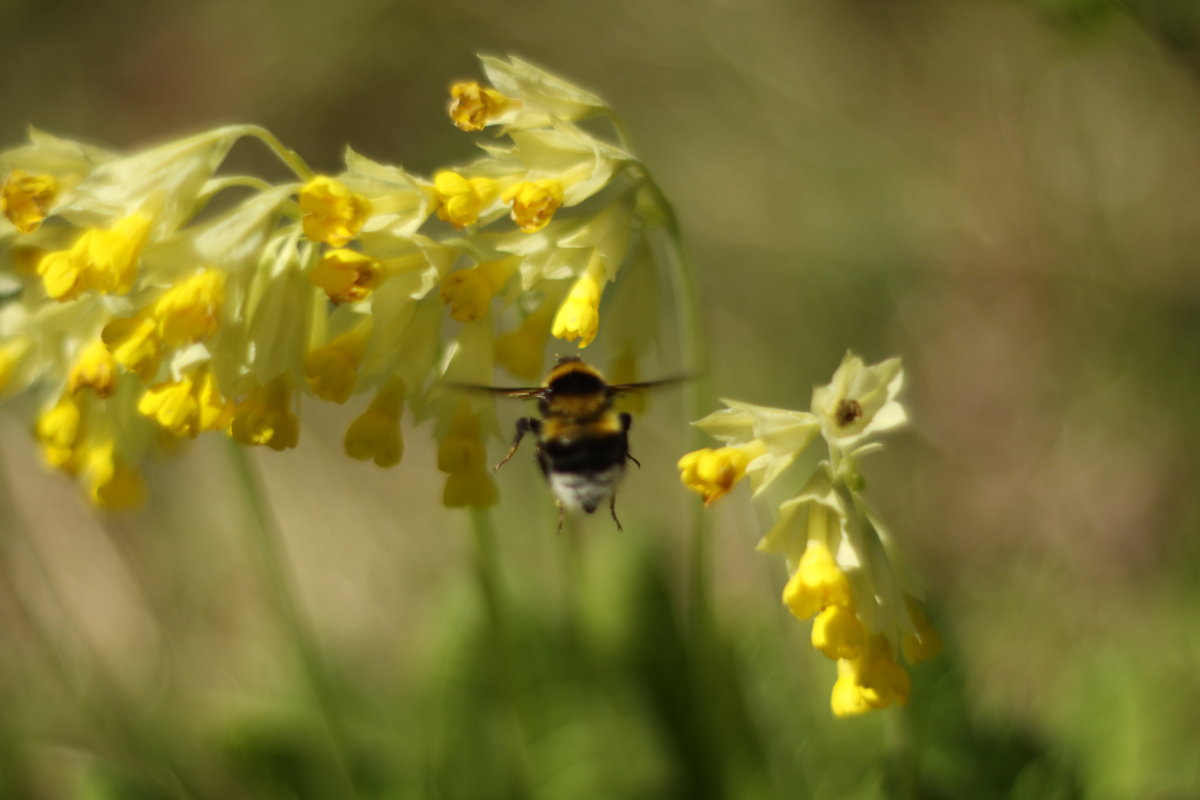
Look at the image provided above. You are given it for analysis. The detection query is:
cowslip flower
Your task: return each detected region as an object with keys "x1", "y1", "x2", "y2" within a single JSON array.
[
  {"x1": 305, "y1": 319, "x2": 373, "y2": 404},
  {"x1": 433, "y1": 171, "x2": 499, "y2": 229},
  {"x1": 449, "y1": 81, "x2": 513, "y2": 132},
  {"x1": 230, "y1": 374, "x2": 300, "y2": 451},
  {"x1": 309, "y1": 248, "x2": 384, "y2": 304},
  {"x1": 138, "y1": 367, "x2": 233, "y2": 439},
  {"x1": 493, "y1": 295, "x2": 556, "y2": 382},
  {"x1": 467, "y1": 55, "x2": 610, "y2": 131},
  {"x1": 1, "y1": 54, "x2": 667, "y2": 512},
  {"x1": 437, "y1": 400, "x2": 498, "y2": 508},
  {"x1": 502, "y1": 179, "x2": 563, "y2": 233},
  {"x1": 677, "y1": 443, "x2": 766, "y2": 506},
  {"x1": 680, "y1": 399, "x2": 820, "y2": 501},
  {"x1": 684, "y1": 355, "x2": 939, "y2": 716},
  {"x1": 38, "y1": 212, "x2": 153, "y2": 300},
  {"x1": 299, "y1": 176, "x2": 371, "y2": 246},
  {"x1": 551, "y1": 251, "x2": 606, "y2": 348},
  {"x1": 344, "y1": 378, "x2": 405, "y2": 467},
  {"x1": 440, "y1": 257, "x2": 519, "y2": 323},
  {"x1": 2, "y1": 170, "x2": 60, "y2": 233},
  {"x1": 67, "y1": 340, "x2": 118, "y2": 398},
  {"x1": 811, "y1": 352, "x2": 906, "y2": 453}
]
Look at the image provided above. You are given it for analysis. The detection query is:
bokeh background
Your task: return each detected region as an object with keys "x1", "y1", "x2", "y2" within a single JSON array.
[{"x1": 3, "y1": 0, "x2": 1200, "y2": 797}]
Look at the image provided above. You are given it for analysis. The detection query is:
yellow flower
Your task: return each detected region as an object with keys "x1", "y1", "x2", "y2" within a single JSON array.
[
  {"x1": 551, "y1": 253, "x2": 606, "y2": 348},
  {"x1": 305, "y1": 321, "x2": 371, "y2": 404},
  {"x1": 690, "y1": 399, "x2": 820, "y2": 496},
  {"x1": 309, "y1": 248, "x2": 384, "y2": 304},
  {"x1": 67, "y1": 340, "x2": 119, "y2": 398},
  {"x1": 502, "y1": 179, "x2": 563, "y2": 233},
  {"x1": 299, "y1": 176, "x2": 371, "y2": 246},
  {"x1": 102, "y1": 314, "x2": 163, "y2": 381},
  {"x1": 811, "y1": 603, "x2": 867, "y2": 661},
  {"x1": 37, "y1": 213, "x2": 152, "y2": 301},
  {"x1": 449, "y1": 81, "x2": 512, "y2": 131},
  {"x1": 830, "y1": 663, "x2": 874, "y2": 718},
  {"x1": 440, "y1": 258, "x2": 518, "y2": 323},
  {"x1": 2, "y1": 170, "x2": 59, "y2": 233},
  {"x1": 437, "y1": 401, "x2": 498, "y2": 508},
  {"x1": 230, "y1": 375, "x2": 300, "y2": 450},
  {"x1": 82, "y1": 439, "x2": 146, "y2": 511},
  {"x1": 494, "y1": 299, "x2": 555, "y2": 382},
  {"x1": 138, "y1": 369, "x2": 233, "y2": 438},
  {"x1": 0, "y1": 338, "x2": 29, "y2": 395},
  {"x1": 152, "y1": 268, "x2": 225, "y2": 346},
  {"x1": 676, "y1": 441, "x2": 767, "y2": 507},
  {"x1": 344, "y1": 379, "x2": 404, "y2": 467},
  {"x1": 781, "y1": 540, "x2": 851, "y2": 620},
  {"x1": 830, "y1": 637, "x2": 911, "y2": 717},
  {"x1": 35, "y1": 394, "x2": 85, "y2": 471},
  {"x1": 433, "y1": 171, "x2": 498, "y2": 229},
  {"x1": 80, "y1": 213, "x2": 153, "y2": 294},
  {"x1": 36, "y1": 249, "x2": 86, "y2": 302}
]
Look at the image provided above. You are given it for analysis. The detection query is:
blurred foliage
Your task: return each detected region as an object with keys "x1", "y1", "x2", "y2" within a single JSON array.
[{"x1": 4, "y1": 0, "x2": 1200, "y2": 797}]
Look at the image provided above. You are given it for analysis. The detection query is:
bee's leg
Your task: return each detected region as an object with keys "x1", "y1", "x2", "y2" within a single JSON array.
[
  {"x1": 495, "y1": 417, "x2": 540, "y2": 470},
  {"x1": 621, "y1": 413, "x2": 641, "y2": 468},
  {"x1": 556, "y1": 500, "x2": 566, "y2": 535},
  {"x1": 609, "y1": 493, "x2": 624, "y2": 531}
]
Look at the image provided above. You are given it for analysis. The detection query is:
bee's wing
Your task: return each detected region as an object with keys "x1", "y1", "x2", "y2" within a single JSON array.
[
  {"x1": 607, "y1": 376, "x2": 688, "y2": 395},
  {"x1": 449, "y1": 382, "x2": 546, "y2": 400}
]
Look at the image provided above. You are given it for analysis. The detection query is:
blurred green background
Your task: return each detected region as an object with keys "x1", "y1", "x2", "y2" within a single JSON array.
[{"x1": 3, "y1": 0, "x2": 1200, "y2": 797}]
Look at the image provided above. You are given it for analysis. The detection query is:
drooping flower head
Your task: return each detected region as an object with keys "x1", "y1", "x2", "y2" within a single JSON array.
[
  {"x1": 682, "y1": 355, "x2": 939, "y2": 716},
  {"x1": 0, "y1": 55, "x2": 671, "y2": 515}
]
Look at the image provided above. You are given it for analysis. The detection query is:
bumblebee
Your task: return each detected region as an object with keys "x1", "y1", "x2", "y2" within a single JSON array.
[{"x1": 482, "y1": 355, "x2": 673, "y2": 530}]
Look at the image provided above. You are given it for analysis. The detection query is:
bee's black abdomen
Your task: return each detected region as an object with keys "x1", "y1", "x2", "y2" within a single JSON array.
[{"x1": 539, "y1": 433, "x2": 627, "y2": 474}]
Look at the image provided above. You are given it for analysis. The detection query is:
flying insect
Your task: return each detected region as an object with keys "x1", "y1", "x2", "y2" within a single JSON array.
[{"x1": 476, "y1": 355, "x2": 676, "y2": 530}]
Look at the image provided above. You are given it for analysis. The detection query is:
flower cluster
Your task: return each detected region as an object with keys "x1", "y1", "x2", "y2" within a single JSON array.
[
  {"x1": 0, "y1": 56, "x2": 663, "y2": 510},
  {"x1": 678, "y1": 354, "x2": 941, "y2": 716}
]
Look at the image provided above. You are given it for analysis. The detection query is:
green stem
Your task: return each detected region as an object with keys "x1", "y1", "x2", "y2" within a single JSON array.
[
  {"x1": 197, "y1": 175, "x2": 276, "y2": 205},
  {"x1": 227, "y1": 441, "x2": 358, "y2": 799},
  {"x1": 467, "y1": 508, "x2": 532, "y2": 794},
  {"x1": 886, "y1": 705, "x2": 919, "y2": 800},
  {"x1": 241, "y1": 125, "x2": 317, "y2": 182},
  {"x1": 643, "y1": 176, "x2": 714, "y2": 643}
]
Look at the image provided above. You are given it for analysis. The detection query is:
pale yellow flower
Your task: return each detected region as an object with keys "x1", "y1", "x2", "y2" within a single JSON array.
[
  {"x1": 449, "y1": 81, "x2": 512, "y2": 131},
  {"x1": 1, "y1": 170, "x2": 59, "y2": 233},
  {"x1": 299, "y1": 176, "x2": 371, "y2": 246},
  {"x1": 67, "y1": 340, "x2": 118, "y2": 398},
  {"x1": 344, "y1": 379, "x2": 405, "y2": 467},
  {"x1": 502, "y1": 179, "x2": 563, "y2": 233},
  {"x1": 305, "y1": 321, "x2": 372, "y2": 404},
  {"x1": 440, "y1": 257, "x2": 518, "y2": 323},
  {"x1": 309, "y1": 248, "x2": 384, "y2": 304},
  {"x1": 676, "y1": 442, "x2": 766, "y2": 507},
  {"x1": 38, "y1": 213, "x2": 152, "y2": 300},
  {"x1": 551, "y1": 252, "x2": 606, "y2": 348},
  {"x1": 494, "y1": 297, "x2": 555, "y2": 382},
  {"x1": 230, "y1": 374, "x2": 300, "y2": 451},
  {"x1": 690, "y1": 399, "x2": 820, "y2": 496},
  {"x1": 433, "y1": 171, "x2": 498, "y2": 229},
  {"x1": 437, "y1": 401, "x2": 498, "y2": 508},
  {"x1": 811, "y1": 352, "x2": 906, "y2": 452}
]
